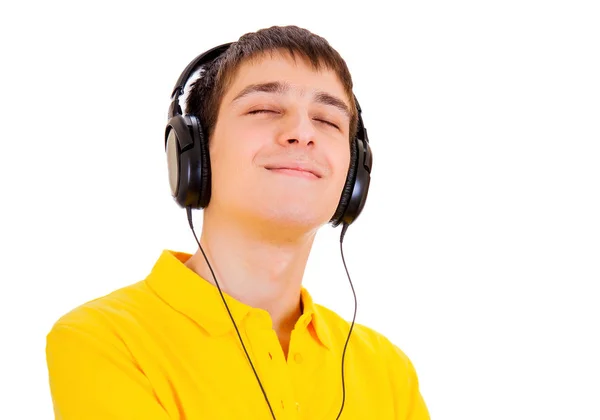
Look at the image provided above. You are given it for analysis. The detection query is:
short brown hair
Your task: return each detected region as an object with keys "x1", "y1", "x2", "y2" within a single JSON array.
[{"x1": 186, "y1": 25, "x2": 358, "y2": 143}]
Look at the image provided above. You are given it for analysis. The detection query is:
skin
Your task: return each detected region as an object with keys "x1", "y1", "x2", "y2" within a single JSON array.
[{"x1": 184, "y1": 49, "x2": 352, "y2": 358}]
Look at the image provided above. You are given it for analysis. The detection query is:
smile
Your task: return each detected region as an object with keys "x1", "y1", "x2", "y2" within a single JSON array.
[{"x1": 266, "y1": 168, "x2": 320, "y2": 179}]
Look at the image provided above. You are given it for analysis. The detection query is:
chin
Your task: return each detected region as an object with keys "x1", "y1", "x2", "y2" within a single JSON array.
[
  {"x1": 267, "y1": 209, "x2": 326, "y2": 228},
  {"x1": 212, "y1": 188, "x2": 337, "y2": 232},
  {"x1": 257, "y1": 206, "x2": 330, "y2": 231}
]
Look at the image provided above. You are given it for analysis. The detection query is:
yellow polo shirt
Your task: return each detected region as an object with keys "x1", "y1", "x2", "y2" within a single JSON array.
[{"x1": 46, "y1": 250, "x2": 429, "y2": 419}]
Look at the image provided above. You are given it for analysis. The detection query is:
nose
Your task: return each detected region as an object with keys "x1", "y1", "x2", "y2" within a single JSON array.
[{"x1": 277, "y1": 109, "x2": 317, "y2": 147}]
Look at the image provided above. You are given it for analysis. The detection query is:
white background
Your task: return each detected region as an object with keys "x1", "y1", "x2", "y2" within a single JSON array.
[{"x1": 1, "y1": 0, "x2": 599, "y2": 418}]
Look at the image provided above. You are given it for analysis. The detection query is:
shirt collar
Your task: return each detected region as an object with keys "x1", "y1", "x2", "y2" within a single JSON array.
[
  {"x1": 298, "y1": 285, "x2": 332, "y2": 350},
  {"x1": 145, "y1": 250, "x2": 332, "y2": 350}
]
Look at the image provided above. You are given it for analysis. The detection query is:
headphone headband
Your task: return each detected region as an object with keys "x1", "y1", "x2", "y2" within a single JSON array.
[{"x1": 170, "y1": 43, "x2": 233, "y2": 100}]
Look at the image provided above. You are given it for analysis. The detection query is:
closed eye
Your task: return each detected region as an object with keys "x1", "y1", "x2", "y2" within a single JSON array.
[
  {"x1": 314, "y1": 118, "x2": 339, "y2": 130},
  {"x1": 248, "y1": 109, "x2": 278, "y2": 115}
]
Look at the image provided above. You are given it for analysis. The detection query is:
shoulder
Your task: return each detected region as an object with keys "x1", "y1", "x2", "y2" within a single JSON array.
[
  {"x1": 314, "y1": 303, "x2": 414, "y2": 368},
  {"x1": 315, "y1": 303, "x2": 429, "y2": 417},
  {"x1": 46, "y1": 280, "x2": 156, "y2": 342}
]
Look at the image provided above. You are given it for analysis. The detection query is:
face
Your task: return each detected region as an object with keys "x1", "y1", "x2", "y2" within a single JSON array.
[{"x1": 206, "y1": 50, "x2": 352, "y2": 232}]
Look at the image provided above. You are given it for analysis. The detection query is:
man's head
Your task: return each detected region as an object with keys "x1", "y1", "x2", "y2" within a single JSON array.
[{"x1": 186, "y1": 25, "x2": 359, "y2": 233}]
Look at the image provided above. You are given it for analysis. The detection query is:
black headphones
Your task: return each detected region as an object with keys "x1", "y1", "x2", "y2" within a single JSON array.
[{"x1": 165, "y1": 42, "x2": 373, "y2": 227}]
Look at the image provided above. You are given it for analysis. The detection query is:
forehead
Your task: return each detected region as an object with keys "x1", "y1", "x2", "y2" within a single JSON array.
[{"x1": 222, "y1": 50, "x2": 350, "y2": 106}]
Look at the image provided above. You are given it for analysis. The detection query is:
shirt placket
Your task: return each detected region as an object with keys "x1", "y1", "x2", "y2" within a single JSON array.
[{"x1": 244, "y1": 311, "x2": 299, "y2": 420}]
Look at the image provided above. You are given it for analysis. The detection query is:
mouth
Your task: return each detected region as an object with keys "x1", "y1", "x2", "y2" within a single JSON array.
[{"x1": 265, "y1": 167, "x2": 321, "y2": 179}]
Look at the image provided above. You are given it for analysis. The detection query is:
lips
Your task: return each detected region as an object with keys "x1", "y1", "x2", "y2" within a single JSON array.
[{"x1": 264, "y1": 163, "x2": 322, "y2": 178}]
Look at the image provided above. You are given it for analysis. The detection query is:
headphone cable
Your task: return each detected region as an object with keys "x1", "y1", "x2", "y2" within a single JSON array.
[
  {"x1": 185, "y1": 207, "x2": 357, "y2": 420},
  {"x1": 186, "y1": 207, "x2": 277, "y2": 420},
  {"x1": 336, "y1": 221, "x2": 356, "y2": 420}
]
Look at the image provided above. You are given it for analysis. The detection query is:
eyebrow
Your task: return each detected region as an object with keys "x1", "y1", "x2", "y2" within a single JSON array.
[
  {"x1": 231, "y1": 81, "x2": 351, "y2": 119},
  {"x1": 314, "y1": 91, "x2": 352, "y2": 119}
]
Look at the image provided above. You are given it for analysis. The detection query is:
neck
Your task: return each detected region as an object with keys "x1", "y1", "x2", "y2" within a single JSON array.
[{"x1": 184, "y1": 210, "x2": 317, "y2": 339}]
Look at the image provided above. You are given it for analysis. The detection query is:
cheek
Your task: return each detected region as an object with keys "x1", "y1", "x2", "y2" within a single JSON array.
[
  {"x1": 332, "y1": 144, "x2": 352, "y2": 186},
  {"x1": 209, "y1": 124, "x2": 263, "y2": 181}
]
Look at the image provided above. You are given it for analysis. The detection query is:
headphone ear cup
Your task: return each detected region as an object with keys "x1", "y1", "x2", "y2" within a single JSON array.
[
  {"x1": 165, "y1": 115, "x2": 211, "y2": 209},
  {"x1": 330, "y1": 138, "x2": 358, "y2": 226},
  {"x1": 330, "y1": 136, "x2": 372, "y2": 227}
]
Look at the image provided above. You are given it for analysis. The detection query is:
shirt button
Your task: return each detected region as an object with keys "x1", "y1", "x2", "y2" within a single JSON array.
[
  {"x1": 294, "y1": 353, "x2": 303, "y2": 363},
  {"x1": 296, "y1": 402, "x2": 300, "y2": 411}
]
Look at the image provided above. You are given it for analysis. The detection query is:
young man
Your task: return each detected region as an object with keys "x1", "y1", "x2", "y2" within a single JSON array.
[{"x1": 46, "y1": 26, "x2": 429, "y2": 419}]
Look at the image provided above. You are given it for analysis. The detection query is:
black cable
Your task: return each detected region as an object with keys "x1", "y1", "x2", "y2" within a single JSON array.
[
  {"x1": 335, "y1": 222, "x2": 357, "y2": 420},
  {"x1": 185, "y1": 208, "x2": 356, "y2": 420},
  {"x1": 186, "y1": 207, "x2": 277, "y2": 420}
]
